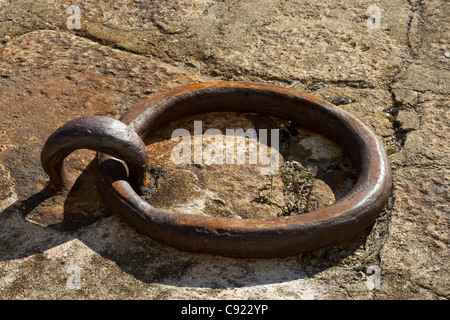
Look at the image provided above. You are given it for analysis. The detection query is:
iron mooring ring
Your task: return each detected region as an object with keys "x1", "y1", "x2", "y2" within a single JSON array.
[{"x1": 41, "y1": 81, "x2": 392, "y2": 259}]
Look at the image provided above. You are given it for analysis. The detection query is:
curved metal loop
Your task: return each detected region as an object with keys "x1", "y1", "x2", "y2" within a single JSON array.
[
  {"x1": 41, "y1": 115, "x2": 148, "y2": 194},
  {"x1": 96, "y1": 81, "x2": 392, "y2": 258}
]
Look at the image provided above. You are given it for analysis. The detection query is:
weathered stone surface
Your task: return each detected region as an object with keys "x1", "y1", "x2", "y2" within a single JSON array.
[
  {"x1": 390, "y1": 0, "x2": 449, "y2": 95},
  {"x1": 0, "y1": 164, "x2": 17, "y2": 212},
  {"x1": 0, "y1": 0, "x2": 448, "y2": 300},
  {"x1": 1, "y1": 0, "x2": 411, "y2": 85},
  {"x1": 394, "y1": 109, "x2": 420, "y2": 132},
  {"x1": 377, "y1": 166, "x2": 449, "y2": 299},
  {"x1": 307, "y1": 179, "x2": 335, "y2": 212},
  {"x1": 390, "y1": 92, "x2": 450, "y2": 167}
]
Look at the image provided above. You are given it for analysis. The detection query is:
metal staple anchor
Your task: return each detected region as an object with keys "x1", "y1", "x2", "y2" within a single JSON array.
[
  {"x1": 41, "y1": 81, "x2": 392, "y2": 259},
  {"x1": 41, "y1": 115, "x2": 148, "y2": 193}
]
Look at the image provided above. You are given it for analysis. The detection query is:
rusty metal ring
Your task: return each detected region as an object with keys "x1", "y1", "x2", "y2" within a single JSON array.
[
  {"x1": 41, "y1": 115, "x2": 148, "y2": 193},
  {"x1": 96, "y1": 81, "x2": 392, "y2": 258}
]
